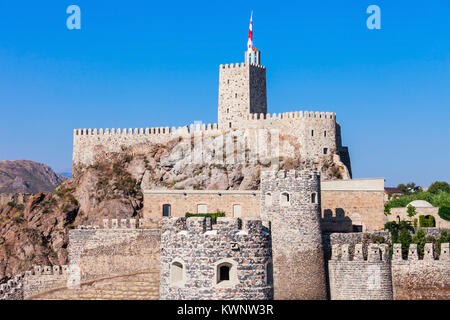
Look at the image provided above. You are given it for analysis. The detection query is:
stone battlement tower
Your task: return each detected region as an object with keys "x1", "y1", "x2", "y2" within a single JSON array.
[
  {"x1": 260, "y1": 170, "x2": 328, "y2": 300},
  {"x1": 218, "y1": 48, "x2": 267, "y2": 130}
]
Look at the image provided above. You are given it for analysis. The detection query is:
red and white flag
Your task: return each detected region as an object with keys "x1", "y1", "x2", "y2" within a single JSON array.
[{"x1": 247, "y1": 11, "x2": 253, "y2": 51}]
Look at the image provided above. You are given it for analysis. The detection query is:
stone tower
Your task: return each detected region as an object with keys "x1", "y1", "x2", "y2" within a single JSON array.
[
  {"x1": 260, "y1": 170, "x2": 327, "y2": 300},
  {"x1": 218, "y1": 49, "x2": 267, "y2": 130}
]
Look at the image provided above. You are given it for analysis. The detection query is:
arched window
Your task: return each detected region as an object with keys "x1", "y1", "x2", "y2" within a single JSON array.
[
  {"x1": 323, "y1": 148, "x2": 328, "y2": 155},
  {"x1": 162, "y1": 204, "x2": 171, "y2": 217},
  {"x1": 170, "y1": 260, "x2": 184, "y2": 285},
  {"x1": 281, "y1": 192, "x2": 290, "y2": 205},
  {"x1": 219, "y1": 264, "x2": 230, "y2": 282},
  {"x1": 311, "y1": 193, "x2": 317, "y2": 204},
  {"x1": 265, "y1": 193, "x2": 272, "y2": 206},
  {"x1": 215, "y1": 259, "x2": 238, "y2": 287}
]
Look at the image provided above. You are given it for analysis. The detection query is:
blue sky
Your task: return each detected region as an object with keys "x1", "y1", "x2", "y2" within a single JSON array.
[{"x1": 0, "y1": 1, "x2": 449, "y2": 187}]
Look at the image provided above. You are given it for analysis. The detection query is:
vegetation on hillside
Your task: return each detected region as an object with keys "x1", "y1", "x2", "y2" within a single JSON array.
[{"x1": 384, "y1": 181, "x2": 450, "y2": 220}]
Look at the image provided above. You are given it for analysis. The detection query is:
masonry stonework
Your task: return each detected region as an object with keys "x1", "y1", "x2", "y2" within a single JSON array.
[
  {"x1": 261, "y1": 170, "x2": 327, "y2": 299},
  {"x1": 328, "y1": 243, "x2": 393, "y2": 300},
  {"x1": 160, "y1": 216, "x2": 272, "y2": 300},
  {"x1": 144, "y1": 190, "x2": 260, "y2": 219},
  {"x1": 391, "y1": 243, "x2": 450, "y2": 300}
]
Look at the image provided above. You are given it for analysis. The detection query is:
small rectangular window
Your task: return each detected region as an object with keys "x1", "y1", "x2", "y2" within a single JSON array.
[
  {"x1": 311, "y1": 130, "x2": 314, "y2": 137},
  {"x1": 324, "y1": 131, "x2": 327, "y2": 137},
  {"x1": 323, "y1": 148, "x2": 328, "y2": 155}
]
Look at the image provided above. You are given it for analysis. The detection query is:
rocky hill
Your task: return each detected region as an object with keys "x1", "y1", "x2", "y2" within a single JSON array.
[
  {"x1": 0, "y1": 160, "x2": 67, "y2": 194},
  {"x1": 0, "y1": 138, "x2": 349, "y2": 283}
]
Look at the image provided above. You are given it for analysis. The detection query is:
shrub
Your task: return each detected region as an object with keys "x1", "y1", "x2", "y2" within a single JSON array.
[
  {"x1": 438, "y1": 205, "x2": 450, "y2": 221},
  {"x1": 185, "y1": 210, "x2": 226, "y2": 223},
  {"x1": 419, "y1": 215, "x2": 435, "y2": 228}
]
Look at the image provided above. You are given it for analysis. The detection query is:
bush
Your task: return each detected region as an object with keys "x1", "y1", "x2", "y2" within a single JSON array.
[
  {"x1": 438, "y1": 205, "x2": 450, "y2": 221},
  {"x1": 419, "y1": 215, "x2": 435, "y2": 227},
  {"x1": 185, "y1": 210, "x2": 226, "y2": 223}
]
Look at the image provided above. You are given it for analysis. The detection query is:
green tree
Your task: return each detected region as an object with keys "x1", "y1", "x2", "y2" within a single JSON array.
[
  {"x1": 438, "y1": 205, "x2": 450, "y2": 221},
  {"x1": 412, "y1": 229, "x2": 426, "y2": 258},
  {"x1": 407, "y1": 205, "x2": 417, "y2": 218},
  {"x1": 428, "y1": 181, "x2": 450, "y2": 194}
]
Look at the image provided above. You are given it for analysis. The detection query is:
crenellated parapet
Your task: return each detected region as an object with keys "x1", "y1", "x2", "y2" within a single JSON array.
[
  {"x1": 391, "y1": 243, "x2": 450, "y2": 299},
  {"x1": 73, "y1": 123, "x2": 220, "y2": 137},
  {"x1": 328, "y1": 243, "x2": 393, "y2": 300},
  {"x1": 392, "y1": 243, "x2": 449, "y2": 261},
  {"x1": 160, "y1": 216, "x2": 272, "y2": 300},
  {"x1": 220, "y1": 62, "x2": 266, "y2": 70},
  {"x1": 245, "y1": 110, "x2": 335, "y2": 121}
]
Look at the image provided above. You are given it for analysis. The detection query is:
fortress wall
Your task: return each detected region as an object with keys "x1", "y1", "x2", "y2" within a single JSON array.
[
  {"x1": 143, "y1": 190, "x2": 261, "y2": 220},
  {"x1": 68, "y1": 220, "x2": 160, "y2": 280},
  {"x1": 73, "y1": 112, "x2": 344, "y2": 174},
  {"x1": 391, "y1": 243, "x2": 450, "y2": 300},
  {"x1": 321, "y1": 179, "x2": 386, "y2": 232},
  {"x1": 328, "y1": 243, "x2": 393, "y2": 300},
  {"x1": 25, "y1": 271, "x2": 160, "y2": 300},
  {"x1": 22, "y1": 265, "x2": 70, "y2": 299},
  {"x1": 57, "y1": 220, "x2": 161, "y2": 300},
  {"x1": 160, "y1": 216, "x2": 273, "y2": 300},
  {"x1": 261, "y1": 170, "x2": 327, "y2": 300},
  {"x1": 241, "y1": 111, "x2": 338, "y2": 161}
]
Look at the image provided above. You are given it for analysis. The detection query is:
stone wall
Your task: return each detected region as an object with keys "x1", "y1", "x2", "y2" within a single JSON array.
[
  {"x1": 143, "y1": 190, "x2": 260, "y2": 219},
  {"x1": 23, "y1": 219, "x2": 161, "y2": 300},
  {"x1": 321, "y1": 178, "x2": 386, "y2": 232},
  {"x1": 328, "y1": 243, "x2": 393, "y2": 300},
  {"x1": 260, "y1": 170, "x2": 327, "y2": 300},
  {"x1": 391, "y1": 243, "x2": 450, "y2": 300},
  {"x1": 218, "y1": 63, "x2": 267, "y2": 130},
  {"x1": 389, "y1": 207, "x2": 450, "y2": 229},
  {"x1": 160, "y1": 216, "x2": 272, "y2": 300},
  {"x1": 23, "y1": 265, "x2": 70, "y2": 299}
]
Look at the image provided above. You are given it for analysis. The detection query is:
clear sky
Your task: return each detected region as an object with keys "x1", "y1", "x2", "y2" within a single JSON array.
[{"x1": 0, "y1": 1, "x2": 449, "y2": 187}]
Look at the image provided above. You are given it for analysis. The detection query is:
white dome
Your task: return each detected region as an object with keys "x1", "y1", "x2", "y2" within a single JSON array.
[{"x1": 407, "y1": 200, "x2": 434, "y2": 208}]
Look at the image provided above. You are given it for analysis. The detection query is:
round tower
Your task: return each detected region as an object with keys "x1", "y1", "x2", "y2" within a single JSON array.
[
  {"x1": 160, "y1": 216, "x2": 273, "y2": 300},
  {"x1": 260, "y1": 170, "x2": 327, "y2": 299}
]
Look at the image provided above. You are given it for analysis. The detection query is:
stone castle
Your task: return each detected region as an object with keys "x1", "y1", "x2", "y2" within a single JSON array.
[{"x1": 2, "y1": 43, "x2": 449, "y2": 300}]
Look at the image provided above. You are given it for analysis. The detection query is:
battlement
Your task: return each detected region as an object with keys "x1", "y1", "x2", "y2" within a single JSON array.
[
  {"x1": 25, "y1": 265, "x2": 70, "y2": 276},
  {"x1": 260, "y1": 169, "x2": 320, "y2": 181},
  {"x1": 220, "y1": 63, "x2": 266, "y2": 70},
  {"x1": 161, "y1": 216, "x2": 268, "y2": 236},
  {"x1": 74, "y1": 123, "x2": 221, "y2": 137},
  {"x1": 245, "y1": 111, "x2": 335, "y2": 121},
  {"x1": 392, "y1": 243, "x2": 449, "y2": 261},
  {"x1": 331, "y1": 243, "x2": 390, "y2": 262}
]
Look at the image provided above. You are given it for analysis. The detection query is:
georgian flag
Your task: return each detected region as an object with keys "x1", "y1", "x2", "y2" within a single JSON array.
[{"x1": 247, "y1": 11, "x2": 253, "y2": 51}]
